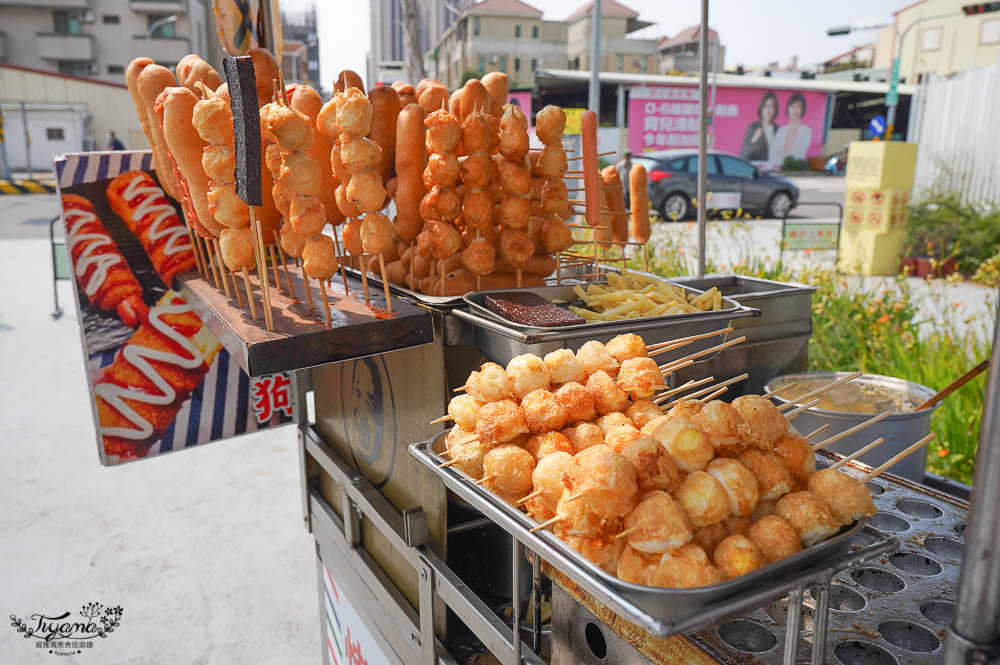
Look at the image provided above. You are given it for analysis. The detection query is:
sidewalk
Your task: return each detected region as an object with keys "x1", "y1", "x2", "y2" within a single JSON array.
[{"x1": 0, "y1": 239, "x2": 317, "y2": 664}]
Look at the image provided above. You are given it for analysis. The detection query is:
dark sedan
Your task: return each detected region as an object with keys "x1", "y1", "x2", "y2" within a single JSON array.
[{"x1": 633, "y1": 150, "x2": 799, "y2": 220}]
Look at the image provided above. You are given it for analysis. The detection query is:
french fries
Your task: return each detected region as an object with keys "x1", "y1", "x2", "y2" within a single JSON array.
[{"x1": 569, "y1": 270, "x2": 724, "y2": 322}]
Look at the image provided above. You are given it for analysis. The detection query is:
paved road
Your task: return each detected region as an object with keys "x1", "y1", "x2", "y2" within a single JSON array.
[
  {"x1": 784, "y1": 176, "x2": 846, "y2": 220},
  {"x1": 0, "y1": 193, "x2": 60, "y2": 240}
]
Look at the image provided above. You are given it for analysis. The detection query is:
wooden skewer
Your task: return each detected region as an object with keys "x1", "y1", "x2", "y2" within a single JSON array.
[
  {"x1": 429, "y1": 414, "x2": 452, "y2": 424},
  {"x1": 613, "y1": 525, "x2": 641, "y2": 540},
  {"x1": 566, "y1": 150, "x2": 616, "y2": 161},
  {"x1": 241, "y1": 266, "x2": 257, "y2": 319},
  {"x1": 204, "y1": 237, "x2": 222, "y2": 289},
  {"x1": 804, "y1": 424, "x2": 830, "y2": 441},
  {"x1": 516, "y1": 489, "x2": 544, "y2": 505},
  {"x1": 652, "y1": 376, "x2": 715, "y2": 404},
  {"x1": 776, "y1": 371, "x2": 864, "y2": 412},
  {"x1": 861, "y1": 433, "x2": 937, "y2": 482},
  {"x1": 699, "y1": 386, "x2": 730, "y2": 402},
  {"x1": 473, "y1": 475, "x2": 494, "y2": 486},
  {"x1": 318, "y1": 279, "x2": 332, "y2": 329},
  {"x1": 453, "y1": 385, "x2": 466, "y2": 392},
  {"x1": 529, "y1": 515, "x2": 563, "y2": 533},
  {"x1": 331, "y1": 228, "x2": 350, "y2": 296},
  {"x1": 659, "y1": 336, "x2": 748, "y2": 373},
  {"x1": 916, "y1": 359, "x2": 989, "y2": 410},
  {"x1": 812, "y1": 411, "x2": 892, "y2": 451},
  {"x1": 249, "y1": 210, "x2": 274, "y2": 331},
  {"x1": 783, "y1": 398, "x2": 821, "y2": 421},
  {"x1": 213, "y1": 241, "x2": 232, "y2": 299},
  {"x1": 268, "y1": 244, "x2": 283, "y2": 294},
  {"x1": 829, "y1": 437, "x2": 887, "y2": 470},
  {"x1": 516, "y1": 269, "x2": 523, "y2": 288},
  {"x1": 377, "y1": 253, "x2": 393, "y2": 314},
  {"x1": 671, "y1": 373, "x2": 748, "y2": 404},
  {"x1": 567, "y1": 223, "x2": 611, "y2": 230},
  {"x1": 647, "y1": 327, "x2": 734, "y2": 352},
  {"x1": 359, "y1": 250, "x2": 371, "y2": 306},
  {"x1": 184, "y1": 226, "x2": 204, "y2": 275},
  {"x1": 659, "y1": 358, "x2": 695, "y2": 376},
  {"x1": 302, "y1": 269, "x2": 315, "y2": 312},
  {"x1": 227, "y1": 256, "x2": 244, "y2": 306},
  {"x1": 193, "y1": 235, "x2": 210, "y2": 278},
  {"x1": 273, "y1": 241, "x2": 296, "y2": 300},
  {"x1": 437, "y1": 458, "x2": 461, "y2": 468},
  {"x1": 763, "y1": 382, "x2": 798, "y2": 400}
]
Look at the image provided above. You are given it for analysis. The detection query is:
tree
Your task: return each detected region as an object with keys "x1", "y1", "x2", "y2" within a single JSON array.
[{"x1": 402, "y1": 0, "x2": 426, "y2": 82}]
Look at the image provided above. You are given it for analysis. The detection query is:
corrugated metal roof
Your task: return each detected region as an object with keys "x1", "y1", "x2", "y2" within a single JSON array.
[{"x1": 536, "y1": 68, "x2": 918, "y2": 95}]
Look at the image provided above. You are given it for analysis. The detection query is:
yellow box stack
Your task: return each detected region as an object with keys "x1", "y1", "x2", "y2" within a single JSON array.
[{"x1": 838, "y1": 141, "x2": 917, "y2": 275}]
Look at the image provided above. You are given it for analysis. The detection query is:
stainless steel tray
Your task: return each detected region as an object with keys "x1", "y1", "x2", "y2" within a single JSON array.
[
  {"x1": 410, "y1": 431, "x2": 898, "y2": 638},
  {"x1": 342, "y1": 265, "x2": 467, "y2": 309}
]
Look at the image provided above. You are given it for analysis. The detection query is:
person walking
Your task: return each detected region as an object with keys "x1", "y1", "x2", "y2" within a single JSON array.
[
  {"x1": 106, "y1": 131, "x2": 125, "y2": 151},
  {"x1": 616, "y1": 150, "x2": 633, "y2": 207}
]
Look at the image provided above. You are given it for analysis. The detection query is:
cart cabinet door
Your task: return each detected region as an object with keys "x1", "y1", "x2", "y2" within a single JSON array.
[{"x1": 54, "y1": 151, "x2": 295, "y2": 466}]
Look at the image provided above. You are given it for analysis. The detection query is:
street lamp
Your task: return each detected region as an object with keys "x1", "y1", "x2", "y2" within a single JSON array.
[
  {"x1": 826, "y1": 12, "x2": 957, "y2": 139},
  {"x1": 146, "y1": 15, "x2": 178, "y2": 52}
]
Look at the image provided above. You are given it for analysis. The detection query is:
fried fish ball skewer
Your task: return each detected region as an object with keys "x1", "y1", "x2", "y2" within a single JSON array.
[
  {"x1": 775, "y1": 491, "x2": 841, "y2": 546},
  {"x1": 497, "y1": 103, "x2": 532, "y2": 286},
  {"x1": 533, "y1": 105, "x2": 573, "y2": 262},
  {"x1": 616, "y1": 491, "x2": 693, "y2": 553},
  {"x1": 460, "y1": 105, "x2": 496, "y2": 288},
  {"x1": 521, "y1": 451, "x2": 574, "y2": 521},
  {"x1": 731, "y1": 394, "x2": 789, "y2": 449},
  {"x1": 420, "y1": 108, "x2": 462, "y2": 295},
  {"x1": 807, "y1": 468, "x2": 877, "y2": 525}
]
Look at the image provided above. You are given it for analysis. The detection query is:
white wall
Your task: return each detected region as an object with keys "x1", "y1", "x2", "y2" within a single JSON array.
[{"x1": 1, "y1": 104, "x2": 86, "y2": 171}]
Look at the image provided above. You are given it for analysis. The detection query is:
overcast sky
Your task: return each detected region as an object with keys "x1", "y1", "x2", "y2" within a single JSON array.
[{"x1": 285, "y1": 0, "x2": 907, "y2": 90}]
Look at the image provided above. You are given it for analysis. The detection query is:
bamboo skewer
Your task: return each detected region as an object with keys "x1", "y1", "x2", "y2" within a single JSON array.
[
  {"x1": 776, "y1": 371, "x2": 864, "y2": 412},
  {"x1": 667, "y1": 374, "x2": 749, "y2": 405},
  {"x1": 803, "y1": 424, "x2": 830, "y2": 441},
  {"x1": 227, "y1": 258, "x2": 244, "y2": 306},
  {"x1": 377, "y1": 254, "x2": 393, "y2": 314},
  {"x1": 473, "y1": 475, "x2": 494, "y2": 486},
  {"x1": 359, "y1": 252, "x2": 371, "y2": 305},
  {"x1": 829, "y1": 437, "x2": 887, "y2": 470},
  {"x1": 331, "y1": 228, "x2": 350, "y2": 296},
  {"x1": 659, "y1": 336, "x2": 748, "y2": 373},
  {"x1": 566, "y1": 150, "x2": 616, "y2": 161},
  {"x1": 516, "y1": 489, "x2": 544, "y2": 505},
  {"x1": 212, "y1": 240, "x2": 232, "y2": 299},
  {"x1": 861, "y1": 433, "x2": 937, "y2": 482},
  {"x1": 699, "y1": 385, "x2": 731, "y2": 403},
  {"x1": 652, "y1": 376, "x2": 715, "y2": 404},
  {"x1": 250, "y1": 211, "x2": 274, "y2": 331},
  {"x1": 302, "y1": 270, "x2": 315, "y2": 312},
  {"x1": 647, "y1": 327, "x2": 734, "y2": 352},
  {"x1": 274, "y1": 241, "x2": 296, "y2": 300},
  {"x1": 429, "y1": 414, "x2": 452, "y2": 424},
  {"x1": 318, "y1": 279, "x2": 332, "y2": 329},
  {"x1": 241, "y1": 267, "x2": 257, "y2": 318},
  {"x1": 812, "y1": 411, "x2": 892, "y2": 451},
  {"x1": 614, "y1": 525, "x2": 641, "y2": 540},
  {"x1": 205, "y1": 238, "x2": 222, "y2": 289},
  {"x1": 437, "y1": 458, "x2": 461, "y2": 468},
  {"x1": 783, "y1": 398, "x2": 821, "y2": 421},
  {"x1": 763, "y1": 382, "x2": 799, "y2": 400},
  {"x1": 529, "y1": 515, "x2": 563, "y2": 533}
]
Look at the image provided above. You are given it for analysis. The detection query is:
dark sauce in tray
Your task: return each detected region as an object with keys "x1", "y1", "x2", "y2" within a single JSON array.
[{"x1": 485, "y1": 292, "x2": 585, "y2": 327}]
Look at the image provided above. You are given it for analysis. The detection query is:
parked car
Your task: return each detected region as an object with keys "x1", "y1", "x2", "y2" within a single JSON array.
[{"x1": 634, "y1": 150, "x2": 799, "y2": 220}]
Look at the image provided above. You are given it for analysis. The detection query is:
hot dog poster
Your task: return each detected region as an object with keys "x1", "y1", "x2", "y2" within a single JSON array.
[{"x1": 55, "y1": 151, "x2": 294, "y2": 466}]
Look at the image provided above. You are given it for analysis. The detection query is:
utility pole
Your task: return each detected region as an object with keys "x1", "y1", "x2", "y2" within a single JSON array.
[
  {"x1": 402, "y1": 0, "x2": 426, "y2": 83},
  {"x1": 588, "y1": 0, "x2": 601, "y2": 117},
  {"x1": 696, "y1": 0, "x2": 709, "y2": 277}
]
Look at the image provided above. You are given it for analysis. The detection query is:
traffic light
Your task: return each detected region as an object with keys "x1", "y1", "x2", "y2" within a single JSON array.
[{"x1": 962, "y1": 2, "x2": 1000, "y2": 14}]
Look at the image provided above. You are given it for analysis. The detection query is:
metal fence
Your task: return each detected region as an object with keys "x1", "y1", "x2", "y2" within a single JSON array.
[{"x1": 910, "y1": 61, "x2": 1000, "y2": 207}]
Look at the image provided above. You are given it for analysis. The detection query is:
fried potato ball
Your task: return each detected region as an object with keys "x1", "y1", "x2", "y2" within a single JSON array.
[
  {"x1": 535, "y1": 105, "x2": 566, "y2": 145},
  {"x1": 596, "y1": 412, "x2": 632, "y2": 436},
  {"x1": 773, "y1": 433, "x2": 817, "y2": 487},
  {"x1": 524, "y1": 432, "x2": 574, "y2": 461},
  {"x1": 202, "y1": 144, "x2": 235, "y2": 183},
  {"x1": 461, "y1": 108, "x2": 491, "y2": 153},
  {"x1": 497, "y1": 195, "x2": 532, "y2": 230},
  {"x1": 576, "y1": 340, "x2": 620, "y2": 377},
  {"x1": 475, "y1": 399, "x2": 528, "y2": 447},
  {"x1": 497, "y1": 159, "x2": 532, "y2": 197},
  {"x1": 561, "y1": 422, "x2": 604, "y2": 453},
  {"x1": 192, "y1": 96, "x2": 233, "y2": 145},
  {"x1": 347, "y1": 170, "x2": 387, "y2": 213},
  {"x1": 544, "y1": 349, "x2": 586, "y2": 386},
  {"x1": 420, "y1": 185, "x2": 462, "y2": 222},
  {"x1": 505, "y1": 354, "x2": 550, "y2": 399},
  {"x1": 482, "y1": 444, "x2": 535, "y2": 504},
  {"x1": 606, "y1": 333, "x2": 647, "y2": 363},
  {"x1": 498, "y1": 104, "x2": 529, "y2": 160},
  {"x1": 617, "y1": 357, "x2": 668, "y2": 400},
  {"x1": 499, "y1": 229, "x2": 535, "y2": 266},
  {"x1": 535, "y1": 144, "x2": 568, "y2": 179},
  {"x1": 540, "y1": 179, "x2": 568, "y2": 213},
  {"x1": 279, "y1": 225, "x2": 306, "y2": 259},
  {"x1": 465, "y1": 362, "x2": 513, "y2": 402},
  {"x1": 219, "y1": 227, "x2": 255, "y2": 270},
  {"x1": 445, "y1": 425, "x2": 478, "y2": 453},
  {"x1": 737, "y1": 449, "x2": 795, "y2": 502},
  {"x1": 335, "y1": 182, "x2": 362, "y2": 218},
  {"x1": 553, "y1": 490, "x2": 612, "y2": 539},
  {"x1": 448, "y1": 394, "x2": 483, "y2": 432},
  {"x1": 360, "y1": 211, "x2": 394, "y2": 255},
  {"x1": 342, "y1": 216, "x2": 364, "y2": 255},
  {"x1": 566, "y1": 535, "x2": 625, "y2": 575},
  {"x1": 301, "y1": 235, "x2": 338, "y2": 280},
  {"x1": 336, "y1": 87, "x2": 373, "y2": 137},
  {"x1": 675, "y1": 470, "x2": 731, "y2": 527},
  {"x1": 462, "y1": 190, "x2": 494, "y2": 229},
  {"x1": 665, "y1": 398, "x2": 704, "y2": 422},
  {"x1": 447, "y1": 437, "x2": 488, "y2": 479},
  {"x1": 586, "y1": 370, "x2": 630, "y2": 415},
  {"x1": 524, "y1": 450, "x2": 574, "y2": 521},
  {"x1": 461, "y1": 235, "x2": 495, "y2": 276},
  {"x1": 616, "y1": 544, "x2": 659, "y2": 584},
  {"x1": 623, "y1": 490, "x2": 694, "y2": 554},
  {"x1": 650, "y1": 543, "x2": 726, "y2": 589},
  {"x1": 521, "y1": 388, "x2": 569, "y2": 433},
  {"x1": 775, "y1": 491, "x2": 842, "y2": 547},
  {"x1": 278, "y1": 151, "x2": 323, "y2": 197},
  {"x1": 554, "y1": 382, "x2": 597, "y2": 423},
  {"x1": 425, "y1": 219, "x2": 462, "y2": 259},
  {"x1": 692, "y1": 522, "x2": 729, "y2": 555},
  {"x1": 208, "y1": 183, "x2": 250, "y2": 228},
  {"x1": 807, "y1": 469, "x2": 877, "y2": 525},
  {"x1": 571, "y1": 447, "x2": 638, "y2": 519},
  {"x1": 289, "y1": 194, "x2": 327, "y2": 238},
  {"x1": 626, "y1": 400, "x2": 663, "y2": 430},
  {"x1": 713, "y1": 535, "x2": 766, "y2": 578},
  {"x1": 424, "y1": 151, "x2": 461, "y2": 187},
  {"x1": 460, "y1": 154, "x2": 492, "y2": 189},
  {"x1": 732, "y1": 394, "x2": 789, "y2": 449},
  {"x1": 340, "y1": 135, "x2": 382, "y2": 172},
  {"x1": 539, "y1": 216, "x2": 573, "y2": 254},
  {"x1": 605, "y1": 424, "x2": 644, "y2": 452},
  {"x1": 621, "y1": 437, "x2": 681, "y2": 493},
  {"x1": 747, "y1": 515, "x2": 803, "y2": 562},
  {"x1": 692, "y1": 400, "x2": 750, "y2": 457},
  {"x1": 706, "y1": 457, "x2": 760, "y2": 517},
  {"x1": 641, "y1": 416, "x2": 714, "y2": 472}
]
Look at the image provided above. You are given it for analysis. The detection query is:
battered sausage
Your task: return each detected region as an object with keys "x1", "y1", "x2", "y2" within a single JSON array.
[
  {"x1": 247, "y1": 48, "x2": 281, "y2": 107},
  {"x1": 601, "y1": 164, "x2": 628, "y2": 248},
  {"x1": 460, "y1": 78, "x2": 490, "y2": 121},
  {"x1": 481, "y1": 71, "x2": 508, "y2": 117},
  {"x1": 368, "y1": 85, "x2": 401, "y2": 183},
  {"x1": 418, "y1": 83, "x2": 449, "y2": 114},
  {"x1": 176, "y1": 54, "x2": 222, "y2": 93},
  {"x1": 394, "y1": 104, "x2": 428, "y2": 241},
  {"x1": 125, "y1": 58, "x2": 155, "y2": 151},
  {"x1": 391, "y1": 81, "x2": 417, "y2": 106},
  {"x1": 629, "y1": 163, "x2": 650, "y2": 243},
  {"x1": 289, "y1": 84, "x2": 344, "y2": 227},
  {"x1": 336, "y1": 69, "x2": 365, "y2": 94},
  {"x1": 136, "y1": 65, "x2": 181, "y2": 201},
  {"x1": 581, "y1": 110, "x2": 601, "y2": 229}
]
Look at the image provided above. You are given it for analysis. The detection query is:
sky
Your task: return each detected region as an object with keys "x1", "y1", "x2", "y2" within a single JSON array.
[{"x1": 284, "y1": 0, "x2": 909, "y2": 89}]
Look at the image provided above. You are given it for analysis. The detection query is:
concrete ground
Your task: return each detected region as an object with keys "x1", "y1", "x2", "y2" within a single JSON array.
[{"x1": 0, "y1": 238, "x2": 317, "y2": 662}]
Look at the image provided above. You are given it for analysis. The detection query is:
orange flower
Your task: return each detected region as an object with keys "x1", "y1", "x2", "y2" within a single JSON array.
[
  {"x1": 877, "y1": 314, "x2": 890, "y2": 323},
  {"x1": 937, "y1": 449, "x2": 949, "y2": 458}
]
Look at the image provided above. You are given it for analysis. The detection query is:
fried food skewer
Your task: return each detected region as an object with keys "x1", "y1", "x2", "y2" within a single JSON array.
[
  {"x1": 776, "y1": 371, "x2": 864, "y2": 411},
  {"x1": 861, "y1": 433, "x2": 936, "y2": 482},
  {"x1": 659, "y1": 336, "x2": 748, "y2": 374},
  {"x1": 804, "y1": 424, "x2": 830, "y2": 440},
  {"x1": 783, "y1": 398, "x2": 821, "y2": 421},
  {"x1": 811, "y1": 411, "x2": 892, "y2": 451},
  {"x1": 651, "y1": 376, "x2": 715, "y2": 404},
  {"x1": 829, "y1": 437, "x2": 886, "y2": 470}
]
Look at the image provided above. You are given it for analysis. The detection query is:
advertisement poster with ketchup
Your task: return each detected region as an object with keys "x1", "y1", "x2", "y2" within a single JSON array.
[{"x1": 54, "y1": 151, "x2": 294, "y2": 466}]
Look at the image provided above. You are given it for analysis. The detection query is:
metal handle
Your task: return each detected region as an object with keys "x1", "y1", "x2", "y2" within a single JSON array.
[{"x1": 451, "y1": 305, "x2": 760, "y2": 344}]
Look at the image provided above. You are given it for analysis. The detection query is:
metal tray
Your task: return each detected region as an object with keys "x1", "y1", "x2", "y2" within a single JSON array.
[
  {"x1": 410, "y1": 431, "x2": 897, "y2": 638},
  {"x1": 342, "y1": 265, "x2": 467, "y2": 309}
]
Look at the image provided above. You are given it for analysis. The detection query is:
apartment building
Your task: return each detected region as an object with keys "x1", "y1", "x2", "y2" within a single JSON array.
[
  {"x1": 282, "y1": 6, "x2": 321, "y2": 91},
  {"x1": 565, "y1": 0, "x2": 658, "y2": 75},
  {"x1": 0, "y1": 0, "x2": 213, "y2": 83},
  {"x1": 873, "y1": 0, "x2": 1000, "y2": 81},
  {"x1": 657, "y1": 25, "x2": 724, "y2": 75}
]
